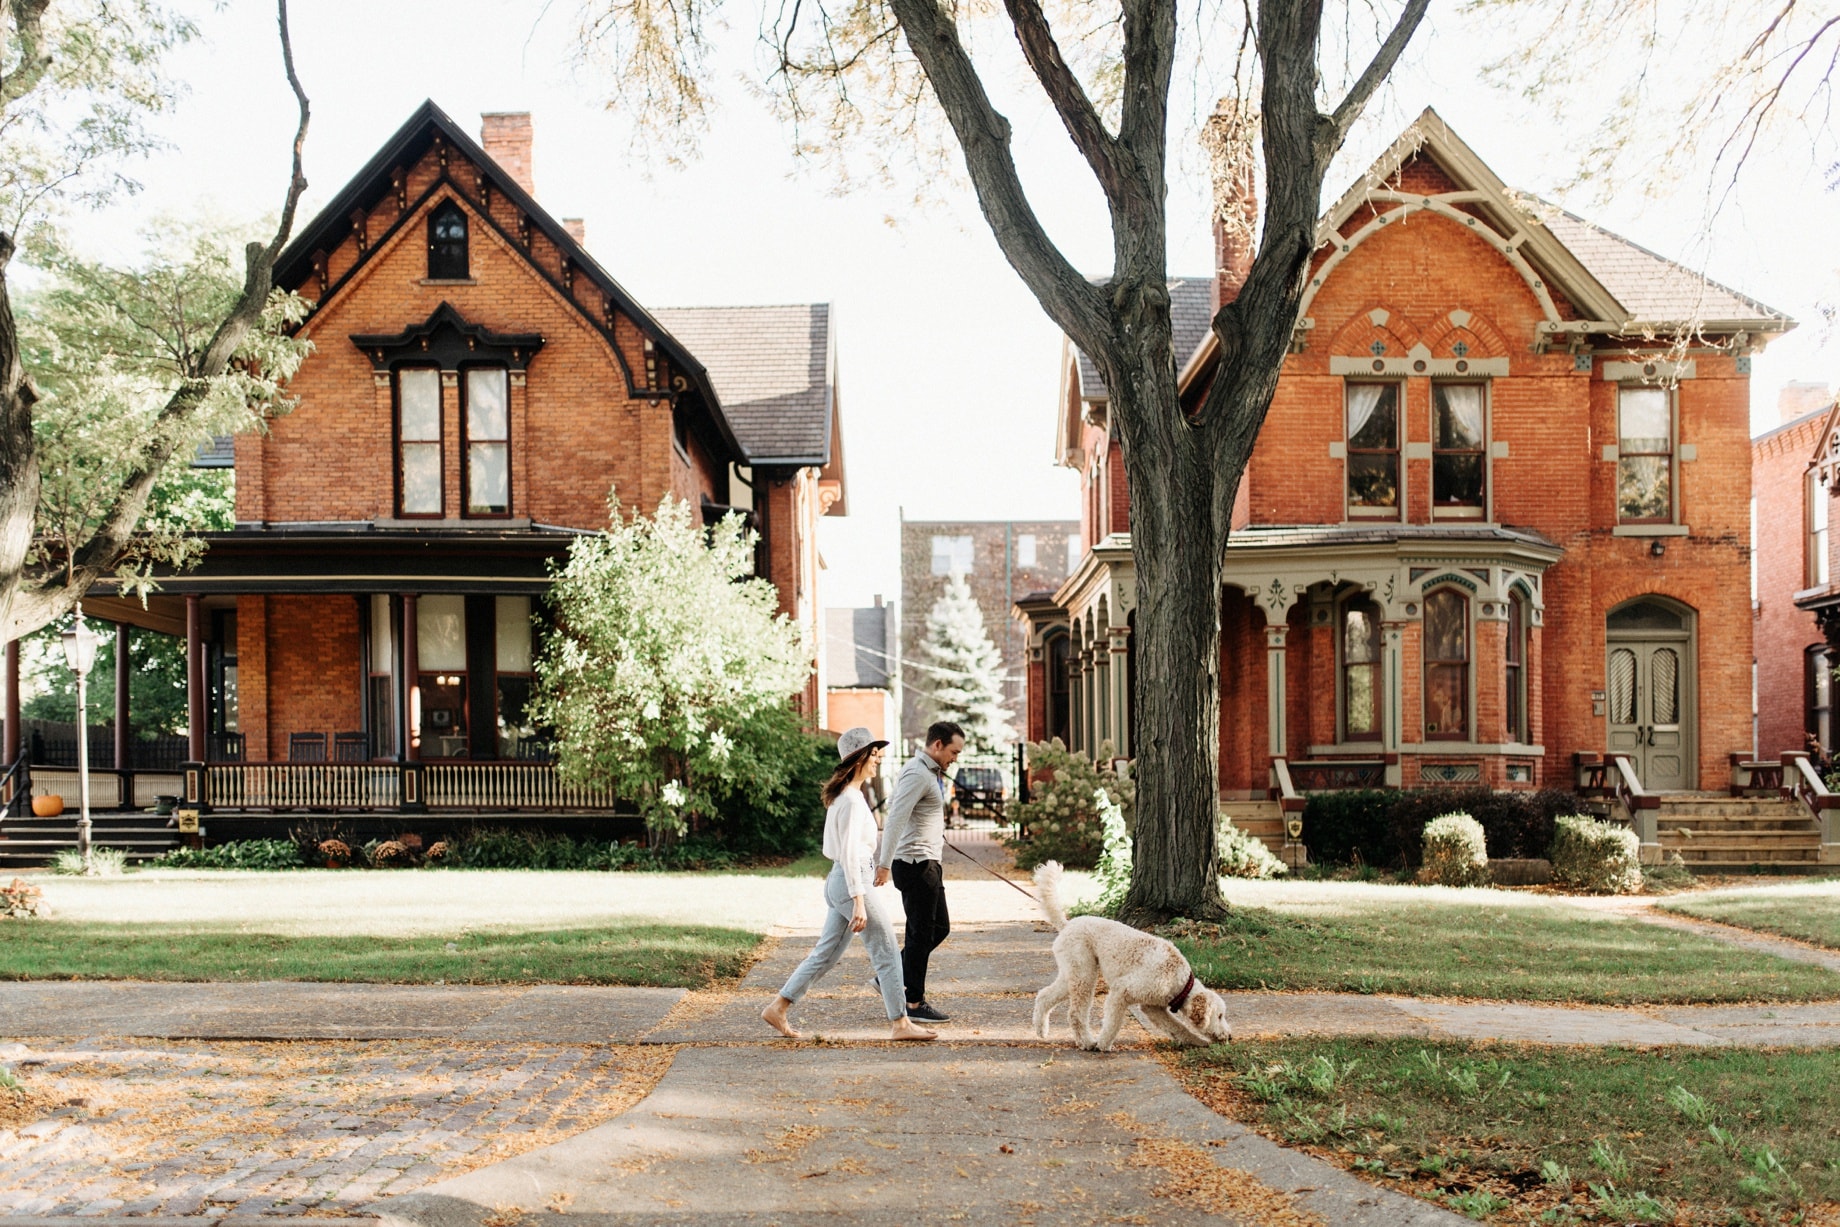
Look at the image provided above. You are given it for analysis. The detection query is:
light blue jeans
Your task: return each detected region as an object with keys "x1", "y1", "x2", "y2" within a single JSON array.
[{"x1": 777, "y1": 860, "x2": 908, "y2": 1022}]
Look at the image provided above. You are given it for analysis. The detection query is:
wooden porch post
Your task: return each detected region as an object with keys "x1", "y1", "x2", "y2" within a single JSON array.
[
  {"x1": 114, "y1": 622, "x2": 131, "y2": 772},
  {"x1": 401, "y1": 594, "x2": 420, "y2": 762},
  {"x1": 186, "y1": 595, "x2": 206, "y2": 762},
  {"x1": 4, "y1": 638, "x2": 19, "y2": 764}
]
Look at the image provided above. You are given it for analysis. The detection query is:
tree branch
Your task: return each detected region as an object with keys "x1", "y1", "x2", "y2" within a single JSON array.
[
  {"x1": 0, "y1": 0, "x2": 54, "y2": 109},
  {"x1": 885, "y1": 0, "x2": 1107, "y2": 354},
  {"x1": 1000, "y1": 0, "x2": 1128, "y2": 200},
  {"x1": 1325, "y1": 0, "x2": 1430, "y2": 156}
]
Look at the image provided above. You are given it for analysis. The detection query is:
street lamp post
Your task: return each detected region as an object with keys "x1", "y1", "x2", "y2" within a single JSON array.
[{"x1": 60, "y1": 607, "x2": 100, "y2": 875}]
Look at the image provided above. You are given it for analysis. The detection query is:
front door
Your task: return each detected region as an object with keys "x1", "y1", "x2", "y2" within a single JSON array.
[{"x1": 1606, "y1": 637, "x2": 1692, "y2": 790}]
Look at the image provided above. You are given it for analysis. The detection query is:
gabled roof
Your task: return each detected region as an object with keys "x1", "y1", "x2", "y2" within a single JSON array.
[
  {"x1": 1310, "y1": 107, "x2": 1791, "y2": 332},
  {"x1": 273, "y1": 99, "x2": 744, "y2": 461},
  {"x1": 649, "y1": 304, "x2": 836, "y2": 467}
]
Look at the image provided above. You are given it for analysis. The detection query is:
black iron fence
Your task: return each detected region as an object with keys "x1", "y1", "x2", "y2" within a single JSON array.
[{"x1": 24, "y1": 719, "x2": 189, "y2": 771}]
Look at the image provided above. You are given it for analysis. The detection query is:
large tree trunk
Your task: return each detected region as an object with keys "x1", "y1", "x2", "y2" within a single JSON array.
[{"x1": 0, "y1": 235, "x2": 41, "y2": 636}]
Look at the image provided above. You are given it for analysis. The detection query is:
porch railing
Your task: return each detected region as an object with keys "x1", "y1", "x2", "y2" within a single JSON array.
[
  {"x1": 1607, "y1": 754, "x2": 1659, "y2": 860},
  {"x1": 207, "y1": 762, "x2": 401, "y2": 811},
  {"x1": 424, "y1": 762, "x2": 619, "y2": 810},
  {"x1": 194, "y1": 759, "x2": 622, "y2": 812},
  {"x1": 1781, "y1": 753, "x2": 1840, "y2": 863}
]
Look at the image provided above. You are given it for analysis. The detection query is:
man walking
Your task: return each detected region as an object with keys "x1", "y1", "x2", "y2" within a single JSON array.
[{"x1": 874, "y1": 720, "x2": 966, "y2": 1023}]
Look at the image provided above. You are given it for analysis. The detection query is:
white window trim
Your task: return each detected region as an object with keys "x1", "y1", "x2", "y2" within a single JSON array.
[
  {"x1": 1613, "y1": 383, "x2": 1680, "y2": 527},
  {"x1": 1344, "y1": 380, "x2": 1405, "y2": 523}
]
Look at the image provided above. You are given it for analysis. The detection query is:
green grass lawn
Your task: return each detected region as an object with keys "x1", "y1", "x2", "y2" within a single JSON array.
[
  {"x1": 1169, "y1": 1038, "x2": 1840, "y2": 1224},
  {"x1": 1169, "y1": 899, "x2": 1840, "y2": 1003},
  {"x1": 1660, "y1": 880, "x2": 1840, "y2": 951},
  {"x1": 0, "y1": 920, "x2": 761, "y2": 986}
]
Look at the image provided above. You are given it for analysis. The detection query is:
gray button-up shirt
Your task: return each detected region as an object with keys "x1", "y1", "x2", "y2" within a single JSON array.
[{"x1": 876, "y1": 749, "x2": 948, "y2": 867}]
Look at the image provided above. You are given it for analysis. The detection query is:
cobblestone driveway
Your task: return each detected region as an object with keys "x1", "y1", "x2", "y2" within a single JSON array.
[{"x1": 0, "y1": 1040, "x2": 673, "y2": 1217}]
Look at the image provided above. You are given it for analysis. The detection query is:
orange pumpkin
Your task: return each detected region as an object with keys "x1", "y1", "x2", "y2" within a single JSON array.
[{"x1": 31, "y1": 794, "x2": 64, "y2": 817}]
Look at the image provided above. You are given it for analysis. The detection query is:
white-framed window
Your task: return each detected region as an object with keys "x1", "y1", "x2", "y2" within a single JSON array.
[
  {"x1": 1616, "y1": 386, "x2": 1674, "y2": 524},
  {"x1": 1345, "y1": 382, "x2": 1401, "y2": 519},
  {"x1": 1016, "y1": 533, "x2": 1037, "y2": 568},
  {"x1": 1432, "y1": 383, "x2": 1486, "y2": 518},
  {"x1": 1339, "y1": 593, "x2": 1382, "y2": 742},
  {"x1": 1808, "y1": 472, "x2": 1829, "y2": 587},
  {"x1": 931, "y1": 534, "x2": 974, "y2": 575},
  {"x1": 395, "y1": 366, "x2": 443, "y2": 517}
]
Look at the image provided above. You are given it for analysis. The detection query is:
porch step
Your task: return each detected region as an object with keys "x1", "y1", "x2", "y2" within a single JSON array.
[
  {"x1": 0, "y1": 814, "x2": 179, "y2": 866},
  {"x1": 1222, "y1": 800, "x2": 1285, "y2": 854},
  {"x1": 1651, "y1": 793, "x2": 1822, "y2": 870}
]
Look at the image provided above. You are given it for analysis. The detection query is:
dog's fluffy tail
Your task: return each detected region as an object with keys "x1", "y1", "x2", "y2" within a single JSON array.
[{"x1": 1033, "y1": 860, "x2": 1069, "y2": 931}]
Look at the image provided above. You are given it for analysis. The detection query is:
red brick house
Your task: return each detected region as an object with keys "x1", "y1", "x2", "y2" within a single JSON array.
[
  {"x1": 1756, "y1": 386, "x2": 1839, "y2": 759},
  {"x1": 29, "y1": 102, "x2": 843, "y2": 821},
  {"x1": 1018, "y1": 109, "x2": 1838, "y2": 866}
]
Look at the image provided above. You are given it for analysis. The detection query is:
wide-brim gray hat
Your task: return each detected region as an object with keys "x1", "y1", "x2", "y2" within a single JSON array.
[{"x1": 837, "y1": 726, "x2": 890, "y2": 760}]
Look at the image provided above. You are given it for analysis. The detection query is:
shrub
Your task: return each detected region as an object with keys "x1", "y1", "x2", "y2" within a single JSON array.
[
  {"x1": 317, "y1": 838, "x2": 352, "y2": 867},
  {"x1": 1549, "y1": 814, "x2": 1643, "y2": 894},
  {"x1": 370, "y1": 839, "x2": 411, "y2": 867},
  {"x1": 709, "y1": 725, "x2": 830, "y2": 857},
  {"x1": 2, "y1": 878, "x2": 44, "y2": 919},
  {"x1": 1219, "y1": 813, "x2": 1286, "y2": 879},
  {"x1": 50, "y1": 847, "x2": 127, "y2": 875},
  {"x1": 291, "y1": 820, "x2": 358, "y2": 866},
  {"x1": 158, "y1": 839, "x2": 304, "y2": 870},
  {"x1": 429, "y1": 827, "x2": 739, "y2": 872},
  {"x1": 1005, "y1": 739, "x2": 1134, "y2": 870},
  {"x1": 1418, "y1": 812, "x2": 1490, "y2": 887},
  {"x1": 1087, "y1": 789, "x2": 1133, "y2": 914}
]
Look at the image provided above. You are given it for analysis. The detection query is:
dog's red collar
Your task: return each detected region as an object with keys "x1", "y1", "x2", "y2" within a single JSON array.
[{"x1": 1167, "y1": 972, "x2": 1197, "y2": 1014}]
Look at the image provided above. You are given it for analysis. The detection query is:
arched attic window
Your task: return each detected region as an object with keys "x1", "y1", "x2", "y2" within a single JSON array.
[{"x1": 428, "y1": 203, "x2": 469, "y2": 280}]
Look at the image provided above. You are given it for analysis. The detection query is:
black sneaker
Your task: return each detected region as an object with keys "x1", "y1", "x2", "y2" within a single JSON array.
[{"x1": 907, "y1": 1001, "x2": 951, "y2": 1023}]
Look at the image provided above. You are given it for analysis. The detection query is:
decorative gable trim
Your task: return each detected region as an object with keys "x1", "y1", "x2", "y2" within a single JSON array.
[{"x1": 351, "y1": 303, "x2": 545, "y2": 371}]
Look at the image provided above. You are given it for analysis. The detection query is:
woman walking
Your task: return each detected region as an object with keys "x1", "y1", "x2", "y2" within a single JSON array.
[{"x1": 762, "y1": 727, "x2": 937, "y2": 1042}]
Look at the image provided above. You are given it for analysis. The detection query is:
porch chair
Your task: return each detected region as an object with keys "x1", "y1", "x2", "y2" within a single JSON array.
[
  {"x1": 288, "y1": 732, "x2": 328, "y2": 762},
  {"x1": 333, "y1": 732, "x2": 369, "y2": 762}
]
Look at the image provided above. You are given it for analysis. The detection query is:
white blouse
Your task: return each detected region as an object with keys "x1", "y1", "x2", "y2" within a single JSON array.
[{"x1": 820, "y1": 788, "x2": 879, "y2": 898}]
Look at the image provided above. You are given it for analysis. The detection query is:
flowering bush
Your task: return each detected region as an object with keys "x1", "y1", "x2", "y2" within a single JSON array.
[
  {"x1": 1417, "y1": 812, "x2": 1490, "y2": 887},
  {"x1": 425, "y1": 840, "x2": 450, "y2": 862},
  {"x1": 317, "y1": 839, "x2": 351, "y2": 867},
  {"x1": 1219, "y1": 814, "x2": 1287, "y2": 879},
  {"x1": 1004, "y1": 739, "x2": 1134, "y2": 870},
  {"x1": 2, "y1": 878, "x2": 44, "y2": 919},
  {"x1": 369, "y1": 840, "x2": 411, "y2": 867},
  {"x1": 1087, "y1": 789, "x2": 1133, "y2": 914}
]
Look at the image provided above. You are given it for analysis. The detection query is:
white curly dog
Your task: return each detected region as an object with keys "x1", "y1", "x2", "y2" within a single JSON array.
[{"x1": 1030, "y1": 860, "x2": 1233, "y2": 1052}]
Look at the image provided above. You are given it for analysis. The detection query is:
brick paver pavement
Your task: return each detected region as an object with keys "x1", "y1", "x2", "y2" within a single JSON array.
[{"x1": 0, "y1": 1040, "x2": 672, "y2": 1218}]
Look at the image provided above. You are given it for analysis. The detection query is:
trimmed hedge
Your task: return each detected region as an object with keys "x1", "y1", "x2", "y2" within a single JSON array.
[
  {"x1": 1549, "y1": 814, "x2": 1642, "y2": 894},
  {"x1": 1418, "y1": 812, "x2": 1489, "y2": 887},
  {"x1": 1301, "y1": 786, "x2": 1584, "y2": 868}
]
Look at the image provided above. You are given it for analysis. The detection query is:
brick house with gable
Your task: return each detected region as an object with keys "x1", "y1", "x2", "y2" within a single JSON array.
[
  {"x1": 1018, "y1": 109, "x2": 1838, "y2": 867},
  {"x1": 42, "y1": 101, "x2": 844, "y2": 821}
]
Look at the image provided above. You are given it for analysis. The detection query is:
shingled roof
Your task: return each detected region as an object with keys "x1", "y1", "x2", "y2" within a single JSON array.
[
  {"x1": 650, "y1": 304, "x2": 836, "y2": 466},
  {"x1": 1538, "y1": 206, "x2": 1788, "y2": 326},
  {"x1": 1073, "y1": 277, "x2": 1213, "y2": 402}
]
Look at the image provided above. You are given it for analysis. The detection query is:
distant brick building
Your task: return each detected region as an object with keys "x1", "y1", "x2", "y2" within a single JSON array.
[
  {"x1": 62, "y1": 102, "x2": 845, "y2": 818},
  {"x1": 1018, "y1": 108, "x2": 1795, "y2": 812},
  {"x1": 825, "y1": 599, "x2": 898, "y2": 743},
  {"x1": 1756, "y1": 386, "x2": 1839, "y2": 759},
  {"x1": 899, "y1": 518, "x2": 1078, "y2": 743}
]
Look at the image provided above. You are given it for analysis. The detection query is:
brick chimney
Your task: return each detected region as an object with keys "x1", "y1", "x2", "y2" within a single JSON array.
[
  {"x1": 1780, "y1": 380, "x2": 1835, "y2": 424},
  {"x1": 561, "y1": 218, "x2": 586, "y2": 246},
  {"x1": 480, "y1": 112, "x2": 535, "y2": 196},
  {"x1": 1203, "y1": 98, "x2": 1259, "y2": 315}
]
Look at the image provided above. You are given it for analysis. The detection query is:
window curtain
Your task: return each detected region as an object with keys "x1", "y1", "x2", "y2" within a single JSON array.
[
  {"x1": 1346, "y1": 384, "x2": 1387, "y2": 439},
  {"x1": 1436, "y1": 385, "x2": 1484, "y2": 448}
]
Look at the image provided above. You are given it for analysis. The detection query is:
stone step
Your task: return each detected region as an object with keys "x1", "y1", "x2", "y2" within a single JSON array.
[
  {"x1": 1672, "y1": 847, "x2": 1820, "y2": 864},
  {"x1": 1656, "y1": 799, "x2": 1802, "y2": 817},
  {"x1": 1658, "y1": 819, "x2": 1818, "y2": 834}
]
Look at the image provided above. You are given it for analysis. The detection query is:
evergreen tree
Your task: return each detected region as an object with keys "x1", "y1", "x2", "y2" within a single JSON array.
[{"x1": 919, "y1": 572, "x2": 1013, "y2": 753}]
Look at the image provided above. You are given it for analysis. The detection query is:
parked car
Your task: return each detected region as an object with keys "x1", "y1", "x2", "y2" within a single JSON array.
[{"x1": 950, "y1": 766, "x2": 1007, "y2": 823}]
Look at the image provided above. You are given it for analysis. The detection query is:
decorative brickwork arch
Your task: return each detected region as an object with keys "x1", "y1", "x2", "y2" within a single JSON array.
[
  {"x1": 1423, "y1": 308, "x2": 1510, "y2": 361},
  {"x1": 1326, "y1": 306, "x2": 1423, "y2": 359}
]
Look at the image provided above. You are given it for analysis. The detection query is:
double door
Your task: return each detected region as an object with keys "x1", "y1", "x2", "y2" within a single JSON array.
[{"x1": 1605, "y1": 638, "x2": 1691, "y2": 790}]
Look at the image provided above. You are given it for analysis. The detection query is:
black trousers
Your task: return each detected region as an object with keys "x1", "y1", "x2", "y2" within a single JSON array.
[{"x1": 890, "y1": 858, "x2": 950, "y2": 1003}]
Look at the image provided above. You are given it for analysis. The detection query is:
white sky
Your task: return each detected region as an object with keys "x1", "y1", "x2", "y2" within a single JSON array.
[{"x1": 57, "y1": 1, "x2": 1840, "y2": 609}]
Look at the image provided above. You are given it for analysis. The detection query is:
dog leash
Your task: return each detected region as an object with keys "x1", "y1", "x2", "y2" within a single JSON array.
[{"x1": 943, "y1": 836, "x2": 1039, "y2": 902}]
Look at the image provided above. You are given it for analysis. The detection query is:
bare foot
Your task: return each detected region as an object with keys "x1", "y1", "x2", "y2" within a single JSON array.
[
  {"x1": 890, "y1": 1017, "x2": 937, "y2": 1042},
  {"x1": 762, "y1": 997, "x2": 802, "y2": 1039}
]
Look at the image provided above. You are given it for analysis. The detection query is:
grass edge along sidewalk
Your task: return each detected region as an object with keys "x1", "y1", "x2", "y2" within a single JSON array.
[
  {"x1": 0, "y1": 920, "x2": 764, "y2": 987},
  {"x1": 1168, "y1": 901, "x2": 1840, "y2": 1004},
  {"x1": 1660, "y1": 883, "x2": 1840, "y2": 955},
  {"x1": 1167, "y1": 1037, "x2": 1840, "y2": 1226}
]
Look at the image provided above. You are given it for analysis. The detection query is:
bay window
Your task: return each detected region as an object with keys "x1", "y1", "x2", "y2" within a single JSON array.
[
  {"x1": 1424, "y1": 588, "x2": 1470, "y2": 740},
  {"x1": 1505, "y1": 591, "x2": 1528, "y2": 745},
  {"x1": 1341, "y1": 595, "x2": 1382, "y2": 741}
]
